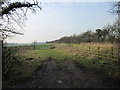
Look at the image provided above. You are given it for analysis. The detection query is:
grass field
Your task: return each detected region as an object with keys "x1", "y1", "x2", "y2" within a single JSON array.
[
  {"x1": 34, "y1": 44, "x2": 51, "y2": 49},
  {"x1": 3, "y1": 43, "x2": 120, "y2": 87},
  {"x1": 7, "y1": 44, "x2": 32, "y2": 47},
  {"x1": 7, "y1": 44, "x2": 52, "y2": 49}
]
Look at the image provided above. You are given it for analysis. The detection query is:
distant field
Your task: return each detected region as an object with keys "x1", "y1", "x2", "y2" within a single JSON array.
[
  {"x1": 7, "y1": 44, "x2": 32, "y2": 47},
  {"x1": 35, "y1": 44, "x2": 51, "y2": 49},
  {"x1": 7, "y1": 44, "x2": 51, "y2": 49}
]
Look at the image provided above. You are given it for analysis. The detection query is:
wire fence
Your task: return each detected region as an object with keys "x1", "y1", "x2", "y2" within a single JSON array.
[{"x1": 2, "y1": 45, "x2": 34, "y2": 76}]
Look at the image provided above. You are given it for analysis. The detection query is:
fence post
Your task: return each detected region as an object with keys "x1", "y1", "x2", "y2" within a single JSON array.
[
  {"x1": 118, "y1": 44, "x2": 120, "y2": 62},
  {"x1": 111, "y1": 47, "x2": 114, "y2": 60},
  {"x1": 0, "y1": 40, "x2": 2, "y2": 90},
  {"x1": 98, "y1": 46, "x2": 100, "y2": 60},
  {"x1": 89, "y1": 46, "x2": 91, "y2": 55},
  {"x1": 10, "y1": 47, "x2": 12, "y2": 64},
  {"x1": 34, "y1": 43, "x2": 35, "y2": 50}
]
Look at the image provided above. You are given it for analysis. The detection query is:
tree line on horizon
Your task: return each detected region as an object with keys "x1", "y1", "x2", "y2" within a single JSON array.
[{"x1": 48, "y1": 22, "x2": 119, "y2": 44}]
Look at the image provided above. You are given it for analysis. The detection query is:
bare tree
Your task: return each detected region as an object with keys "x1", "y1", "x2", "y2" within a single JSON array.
[
  {"x1": 110, "y1": 1, "x2": 120, "y2": 62},
  {"x1": 110, "y1": 1, "x2": 120, "y2": 35},
  {"x1": 0, "y1": 0, "x2": 42, "y2": 41}
]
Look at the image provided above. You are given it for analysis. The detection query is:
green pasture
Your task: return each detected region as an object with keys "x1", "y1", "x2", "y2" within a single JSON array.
[
  {"x1": 7, "y1": 43, "x2": 51, "y2": 49},
  {"x1": 7, "y1": 44, "x2": 31, "y2": 47},
  {"x1": 34, "y1": 44, "x2": 51, "y2": 49}
]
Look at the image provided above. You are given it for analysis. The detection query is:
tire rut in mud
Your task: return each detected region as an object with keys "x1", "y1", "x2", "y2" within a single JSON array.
[{"x1": 15, "y1": 59, "x2": 119, "y2": 88}]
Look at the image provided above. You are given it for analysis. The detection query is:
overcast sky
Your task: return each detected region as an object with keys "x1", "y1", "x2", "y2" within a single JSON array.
[{"x1": 7, "y1": 1, "x2": 117, "y2": 43}]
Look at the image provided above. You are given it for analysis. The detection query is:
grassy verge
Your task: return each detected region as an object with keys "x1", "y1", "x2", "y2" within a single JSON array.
[{"x1": 54, "y1": 43, "x2": 120, "y2": 81}]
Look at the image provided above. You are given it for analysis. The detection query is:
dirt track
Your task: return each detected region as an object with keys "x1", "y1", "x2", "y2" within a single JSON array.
[{"x1": 15, "y1": 59, "x2": 119, "y2": 88}]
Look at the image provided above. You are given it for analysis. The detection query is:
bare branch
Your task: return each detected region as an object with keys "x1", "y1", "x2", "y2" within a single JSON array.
[
  {"x1": 0, "y1": 29, "x2": 24, "y2": 35},
  {"x1": 1, "y1": 2, "x2": 40, "y2": 16}
]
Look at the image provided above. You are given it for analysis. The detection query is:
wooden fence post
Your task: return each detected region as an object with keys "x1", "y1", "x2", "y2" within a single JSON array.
[
  {"x1": 118, "y1": 44, "x2": 120, "y2": 62},
  {"x1": 10, "y1": 48, "x2": 12, "y2": 64},
  {"x1": 98, "y1": 46, "x2": 100, "y2": 60},
  {"x1": 111, "y1": 47, "x2": 114, "y2": 60},
  {"x1": 0, "y1": 40, "x2": 2, "y2": 89},
  {"x1": 89, "y1": 46, "x2": 91, "y2": 55},
  {"x1": 33, "y1": 43, "x2": 35, "y2": 50}
]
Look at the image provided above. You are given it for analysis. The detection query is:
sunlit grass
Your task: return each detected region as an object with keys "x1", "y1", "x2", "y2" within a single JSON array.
[{"x1": 53, "y1": 43, "x2": 120, "y2": 80}]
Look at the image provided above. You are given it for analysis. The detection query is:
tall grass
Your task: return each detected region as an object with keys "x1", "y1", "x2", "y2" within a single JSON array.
[{"x1": 54, "y1": 43, "x2": 120, "y2": 80}]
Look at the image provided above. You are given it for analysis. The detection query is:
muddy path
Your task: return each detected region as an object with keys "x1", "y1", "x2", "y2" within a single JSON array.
[{"x1": 15, "y1": 59, "x2": 119, "y2": 88}]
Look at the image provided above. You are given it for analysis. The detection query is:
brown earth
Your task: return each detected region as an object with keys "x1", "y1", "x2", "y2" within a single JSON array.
[{"x1": 13, "y1": 59, "x2": 119, "y2": 88}]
